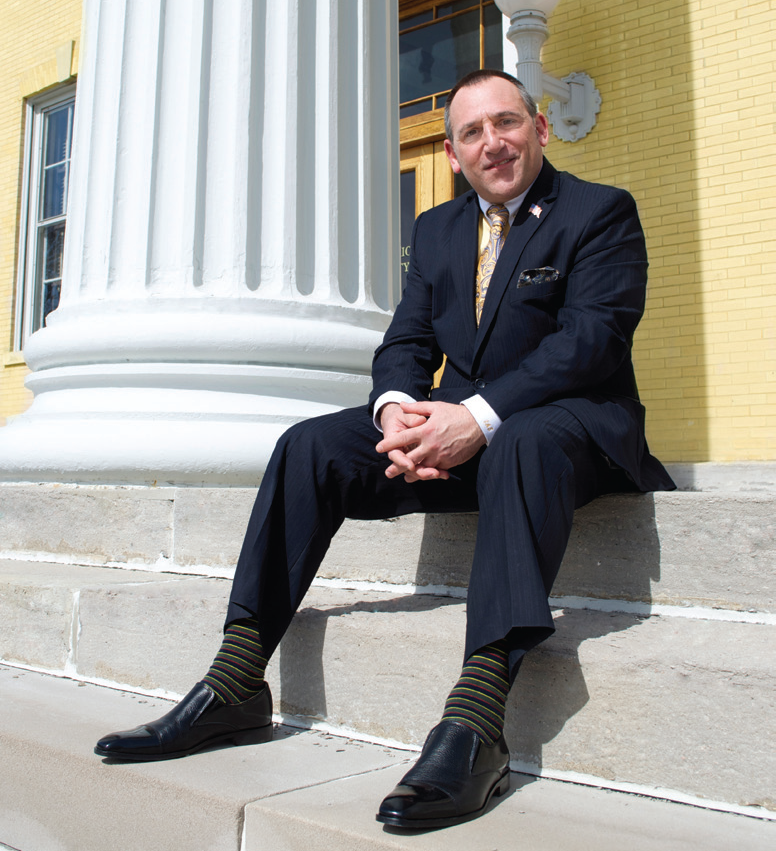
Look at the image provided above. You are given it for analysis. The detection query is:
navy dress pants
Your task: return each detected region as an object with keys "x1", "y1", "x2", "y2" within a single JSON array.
[{"x1": 226, "y1": 403, "x2": 620, "y2": 680}]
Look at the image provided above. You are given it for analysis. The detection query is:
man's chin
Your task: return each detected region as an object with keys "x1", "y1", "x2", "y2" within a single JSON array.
[{"x1": 479, "y1": 188, "x2": 519, "y2": 205}]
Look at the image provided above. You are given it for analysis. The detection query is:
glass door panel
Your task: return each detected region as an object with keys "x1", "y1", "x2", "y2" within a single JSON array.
[
  {"x1": 400, "y1": 140, "x2": 460, "y2": 385},
  {"x1": 400, "y1": 143, "x2": 435, "y2": 291}
]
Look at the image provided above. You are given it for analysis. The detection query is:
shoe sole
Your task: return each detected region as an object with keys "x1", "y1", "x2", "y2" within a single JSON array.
[
  {"x1": 94, "y1": 722, "x2": 274, "y2": 762},
  {"x1": 375, "y1": 769, "x2": 511, "y2": 830}
]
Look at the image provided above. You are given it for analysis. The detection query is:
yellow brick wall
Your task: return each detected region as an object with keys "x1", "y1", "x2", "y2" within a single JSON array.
[
  {"x1": 535, "y1": 0, "x2": 775, "y2": 461},
  {"x1": 0, "y1": 0, "x2": 81, "y2": 425}
]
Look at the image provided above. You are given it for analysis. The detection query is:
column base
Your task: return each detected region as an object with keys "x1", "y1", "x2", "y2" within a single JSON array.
[{"x1": 0, "y1": 362, "x2": 373, "y2": 485}]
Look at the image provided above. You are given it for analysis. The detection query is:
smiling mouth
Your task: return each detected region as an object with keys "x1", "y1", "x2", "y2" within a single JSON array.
[{"x1": 485, "y1": 156, "x2": 516, "y2": 170}]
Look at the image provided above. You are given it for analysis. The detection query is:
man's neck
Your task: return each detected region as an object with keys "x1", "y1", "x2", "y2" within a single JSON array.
[{"x1": 476, "y1": 188, "x2": 527, "y2": 222}]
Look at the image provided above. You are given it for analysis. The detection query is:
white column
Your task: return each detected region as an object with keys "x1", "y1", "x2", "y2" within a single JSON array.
[{"x1": 0, "y1": 0, "x2": 400, "y2": 485}]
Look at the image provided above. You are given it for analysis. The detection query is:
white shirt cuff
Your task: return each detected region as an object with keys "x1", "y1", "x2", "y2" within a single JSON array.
[
  {"x1": 461, "y1": 395, "x2": 502, "y2": 444},
  {"x1": 373, "y1": 391, "x2": 417, "y2": 432}
]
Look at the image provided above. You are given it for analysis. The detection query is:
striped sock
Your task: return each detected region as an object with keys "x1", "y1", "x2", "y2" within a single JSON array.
[
  {"x1": 440, "y1": 639, "x2": 510, "y2": 745},
  {"x1": 202, "y1": 618, "x2": 268, "y2": 705}
]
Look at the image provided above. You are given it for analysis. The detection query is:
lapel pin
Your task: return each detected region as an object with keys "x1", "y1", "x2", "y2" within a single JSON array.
[{"x1": 529, "y1": 204, "x2": 542, "y2": 218}]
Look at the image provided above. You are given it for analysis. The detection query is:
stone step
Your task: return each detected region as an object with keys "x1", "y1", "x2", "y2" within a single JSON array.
[
  {"x1": 1, "y1": 559, "x2": 774, "y2": 814},
  {"x1": 1, "y1": 481, "x2": 775, "y2": 611},
  {"x1": 0, "y1": 665, "x2": 407, "y2": 851},
  {"x1": 1, "y1": 666, "x2": 774, "y2": 851},
  {"x1": 322, "y1": 490, "x2": 776, "y2": 613}
]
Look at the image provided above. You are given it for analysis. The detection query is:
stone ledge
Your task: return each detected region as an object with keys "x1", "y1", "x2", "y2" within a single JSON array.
[
  {"x1": 0, "y1": 483, "x2": 175, "y2": 566},
  {"x1": 322, "y1": 491, "x2": 776, "y2": 612},
  {"x1": 0, "y1": 560, "x2": 224, "y2": 677},
  {"x1": 667, "y1": 462, "x2": 776, "y2": 493},
  {"x1": 1, "y1": 482, "x2": 775, "y2": 612},
  {"x1": 2, "y1": 562, "x2": 773, "y2": 810},
  {"x1": 247, "y1": 762, "x2": 776, "y2": 851},
  {"x1": 0, "y1": 666, "x2": 408, "y2": 851},
  {"x1": 273, "y1": 590, "x2": 776, "y2": 810},
  {"x1": 1, "y1": 668, "x2": 774, "y2": 851}
]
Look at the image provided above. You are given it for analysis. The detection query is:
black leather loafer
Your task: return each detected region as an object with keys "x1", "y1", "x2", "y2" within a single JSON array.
[
  {"x1": 376, "y1": 720, "x2": 510, "y2": 829},
  {"x1": 94, "y1": 681, "x2": 273, "y2": 761}
]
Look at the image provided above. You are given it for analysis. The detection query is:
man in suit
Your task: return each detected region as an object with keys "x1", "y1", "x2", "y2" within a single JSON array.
[{"x1": 95, "y1": 69, "x2": 674, "y2": 829}]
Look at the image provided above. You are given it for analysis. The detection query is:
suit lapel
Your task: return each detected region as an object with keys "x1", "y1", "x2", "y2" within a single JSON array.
[{"x1": 473, "y1": 160, "x2": 559, "y2": 359}]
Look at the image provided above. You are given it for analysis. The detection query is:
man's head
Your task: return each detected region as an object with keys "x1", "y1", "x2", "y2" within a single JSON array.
[{"x1": 443, "y1": 70, "x2": 549, "y2": 205}]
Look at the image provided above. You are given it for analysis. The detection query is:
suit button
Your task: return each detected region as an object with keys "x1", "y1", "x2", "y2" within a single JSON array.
[{"x1": 474, "y1": 379, "x2": 486, "y2": 389}]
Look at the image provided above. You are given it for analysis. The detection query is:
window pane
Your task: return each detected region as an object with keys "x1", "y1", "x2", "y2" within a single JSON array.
[
  {"x1": 400, "y1": 98, "x2": 434, "y2": 119},
  {"x1": 43, "y1": 281, "x2": 61, "y2": 325},
  {"x1": 400, "y1": 9, "x2": 479, "y2": 104},
  {"x1": 400, "y1": 170, "x2": 417, "y2": 292},
  {"x1": 43, "y1": 222, "x2": 66, "y2": 280},
  {"x1": 483, "y1": 2, "x2": 503, "y2": 69},
  {"x1": 42, "y1": 163, "x2": 68, "y2": 220},
  {"x1": 45, "y1": 104, "x2": 72, "y2": 165},
  {"x1": 436, "y1": 1, "x2": 478, "y2": 17},
  {"x1": 38, "y1": 222, "x2": 66, "y2": 327},
  {"x1": 400, "y1": 10, "x2": 433, "y2": 30}
]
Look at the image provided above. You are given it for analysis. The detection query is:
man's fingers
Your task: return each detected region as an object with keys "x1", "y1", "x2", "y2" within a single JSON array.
[
  {"x1": 399, "y1": 400, "x2": 436, "y2": 418},
  {"x1": 376, "y1": 427, "x2": 422, "y2": 454},
  {"x1": 380, "y1": 404, "x2": 427, "y2": 434},
  {"x1": 384, "y1": 449, "x2": 448, "y2": 482},
  {"x1": 380, "y1": 401, "x2": 478, "y2": 479},
  {"x1": 384, "y1": 448, "x2": 415, "y2": 479},
  {"x1": 391, "y1": 466, "x2": 449, "y2": 483},
  {"x1": 411, "y1": 465, "x2": 450, "y2": 481}
]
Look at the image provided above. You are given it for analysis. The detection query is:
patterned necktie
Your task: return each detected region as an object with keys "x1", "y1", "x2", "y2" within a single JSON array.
[{"x1": 475, "y1": 204, "x2": 510, "y2": 325}]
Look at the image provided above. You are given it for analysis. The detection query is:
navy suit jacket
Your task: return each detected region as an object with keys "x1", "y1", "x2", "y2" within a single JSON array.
[{"x1": 369, "y1": 158, "x2": 673, "y2": 493}]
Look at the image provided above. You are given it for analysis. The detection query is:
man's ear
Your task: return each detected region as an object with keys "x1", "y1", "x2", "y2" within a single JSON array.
[
  {"x1": 443, "y1": 139, "x2": 462, "y2": 174},
  {"x1": 535, "y1": 112, "x2": 550, "y2": 148}
]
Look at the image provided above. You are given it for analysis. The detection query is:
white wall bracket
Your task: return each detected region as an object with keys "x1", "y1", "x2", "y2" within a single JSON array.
[{"x1": 545, "y1": 71, "x2": 601, "y2": 142}]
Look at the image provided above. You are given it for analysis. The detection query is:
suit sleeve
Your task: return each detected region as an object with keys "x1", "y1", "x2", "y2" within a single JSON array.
[{"x1": 478, "y1": 187, "x2": 648, "y2": 420}]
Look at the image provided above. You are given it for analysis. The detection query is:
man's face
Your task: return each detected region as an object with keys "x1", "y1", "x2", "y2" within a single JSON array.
[{"x1": 444, "y1": 77, "x2": 549, "y2": 204}]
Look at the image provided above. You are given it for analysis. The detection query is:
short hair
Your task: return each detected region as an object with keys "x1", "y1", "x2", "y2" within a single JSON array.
[{"x1": 444, "y1": 69, "x2": 538, "y2": 141}]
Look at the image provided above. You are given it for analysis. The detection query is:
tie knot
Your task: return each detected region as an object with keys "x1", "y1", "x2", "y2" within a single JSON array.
[{"x1": 487, "y1": 204, "x2": 509, "y2": 231}]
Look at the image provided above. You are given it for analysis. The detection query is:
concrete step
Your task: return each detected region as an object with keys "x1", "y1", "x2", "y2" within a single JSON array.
[
  {"x1": 1, "y1": 666, "x2": 774, "y2": 851},
  {"x1": 2, "y1": 469, "x2": 775, "y2": 816},
  {"x1": 1, "y1": 481, "x2": 775, "y2": 613},
  {"x1": 322, "y1": 490, "x2": 776, "y2": 613},
  {"x1": 1, "y1": 559, "x2": 774, "y2": 815}
]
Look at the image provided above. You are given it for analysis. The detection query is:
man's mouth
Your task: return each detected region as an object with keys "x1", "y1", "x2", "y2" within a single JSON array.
[{"x1": 485, "y1": 156, "x2": 516, "y2": 171}]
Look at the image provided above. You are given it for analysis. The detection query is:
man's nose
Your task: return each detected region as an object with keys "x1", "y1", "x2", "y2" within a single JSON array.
[{"x1": 482, "y1": 123, "x2": 502, "y2": 151}]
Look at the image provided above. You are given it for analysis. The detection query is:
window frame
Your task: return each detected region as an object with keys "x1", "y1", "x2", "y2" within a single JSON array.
[
  {"x1": 14, "y1": 83, "x2": 76, "y2": 350},
  {"x1": 398, "y1": 0, "x2": 502, "y2": 118}
]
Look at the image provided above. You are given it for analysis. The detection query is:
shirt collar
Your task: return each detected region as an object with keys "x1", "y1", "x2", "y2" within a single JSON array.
[{"x1": 476, "y1": 180, "x2": 535, "y2": 224}]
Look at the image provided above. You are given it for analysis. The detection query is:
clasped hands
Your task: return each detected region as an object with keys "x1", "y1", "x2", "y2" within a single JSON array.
[{"x1": 376, "y1": 400, "x2": 486, "y2": 482}]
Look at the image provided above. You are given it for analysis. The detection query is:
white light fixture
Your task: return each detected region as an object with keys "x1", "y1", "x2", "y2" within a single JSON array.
[{"x1": 495, "y1": 0, "x2": 601, "y2": 142}]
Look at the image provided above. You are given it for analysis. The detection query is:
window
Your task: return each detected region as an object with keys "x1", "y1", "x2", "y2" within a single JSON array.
[
  {"x1": 399, "y1": 0, "x2": 503, "y2": 119},
  {"x1": 15, "y1": 85, "x2": 75, "y2": 348}
]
